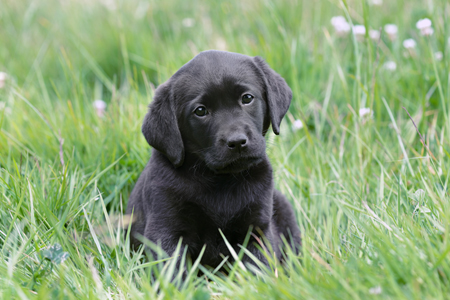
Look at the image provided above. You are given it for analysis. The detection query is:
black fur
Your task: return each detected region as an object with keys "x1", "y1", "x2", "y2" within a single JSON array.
[{"x1": 127, "y1": 50, "x2": 301, "y2": 268}]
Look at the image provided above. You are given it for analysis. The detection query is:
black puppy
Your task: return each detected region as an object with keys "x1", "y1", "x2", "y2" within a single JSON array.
[{"x1": 127, "y1": 50, "x2": 301, "y2": 268}]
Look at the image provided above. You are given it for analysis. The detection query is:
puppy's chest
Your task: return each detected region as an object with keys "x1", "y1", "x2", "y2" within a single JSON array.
[
  {"x1": 163, "y1": 176, "x2": 272, "y2": 247},
  {"x1": 170, "y1": 177, "x2": 270, "y2": 220},
  {"x1": 177, "y1": 201, "x2": 258, "y2": 255},
  {"x1": 178, "y1": 198, "x2": 260, "y2": 230}
]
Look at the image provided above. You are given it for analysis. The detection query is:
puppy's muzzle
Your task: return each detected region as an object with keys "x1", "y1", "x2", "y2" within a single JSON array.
[{"x1": 226, "y1": 133, "x2": 248, "y2": 153}]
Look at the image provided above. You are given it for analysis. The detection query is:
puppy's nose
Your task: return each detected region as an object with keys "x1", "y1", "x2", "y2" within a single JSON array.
[{"x1": 227, "y1": 134, "x2": 248, "y2": 151}]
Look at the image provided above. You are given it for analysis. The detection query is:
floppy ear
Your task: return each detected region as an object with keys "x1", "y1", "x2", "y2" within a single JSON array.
[
  {"x1": 253, "y1": 56, "x2": 292, "y2": 135},
  {"x1": 142, "y1": 81, "x2": 184, "y2": 167}
]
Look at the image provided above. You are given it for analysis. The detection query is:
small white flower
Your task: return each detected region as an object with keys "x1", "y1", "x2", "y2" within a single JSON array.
[
  {"x1": 335, "y1": 23, "x2": 351, "y2": 36},
  {"x1": 93, "y1": 100, "x2": 107, "y2": 117},
  {"x1": 331, "y1": 16, "x2": 347, "y2": 27},
  {"x1": 93, "y1": 100, "x2": 106, "y2": 109},
  {"x1": 369, "y1": 29, "x2": 380, "y2": 41},
  {"x1": 352, "y1": 25, "x2": 366, "y2": 35},
  {"x1": 383, "y1": 61, "x2": 397, "y2": 71},
  {"x1": 416, "y1": 18, "x2": 434, "y2": 36},
  {"x1": 331, "y1": 16, "x2": 351, "y2": 36},
  {"x1": 0, "y1": 72, "x2": 7, "y2": 88},
  {"x1": 182, "y1": 18, "x2": 195, "y2": 28},
  {"x1": 384, "y1": 24, "x2": 398, "y2": 34},
  {"x1": 435, "y1": 51, "x2": 443, "y2": 61},
  {"x1": 369, "y1": 286, "x2": 382, "y2": 295},
  {"x1": 384, "y1": 24, "x2": 398, "y2": 41},
  {"x1": 359, "y1": 107, "x2": 372, "y2": 118},
  {"x1": 292, "y1": 119, "x2": 304, "y2": 131},
  {"x1": 416, "y1": 18, "x2": 432, "y2": 30},
  {"x1": 352, "y1": 25, "x2": 366, "y2": 41},
  {"x1": 369, "y1": 0, "x2": 383, "y2": 5},
  {"x1": 402, "y1": 39, "x2": 416, "y2": 49}
]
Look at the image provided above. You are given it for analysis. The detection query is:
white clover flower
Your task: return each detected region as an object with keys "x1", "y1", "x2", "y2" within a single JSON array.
[
  {"x1": 435, "y1": 51, "x2": 443, "y2": 61},
  {"x1": 0, "y1": 72, "x2": 7, "y2": 88},
  {"x1": 334, "y1": 22, "x2": 351, "y2": 36},
  {"x1": 384, "y1": 24, "x2": 398, "y2": 41},
  {"x1": 402, "y1": 39, "x2": 416, "y2": 49},
  {"x1": 352, "y1": 25, "x2": 366, "y2": 35},
  {"x1": 292, "y1": 119, "x2": 304, "y2": 131},
  {"x1": 369, "y1": 286, "x2": 382, "y2": 295},
  {"x1": 182, "y1": 18, "x2": 195, "y2": 28},
  {"x1": 93, "y1": 100, "x2": 107, "y2": 117},
  {"x1": 416, "y1": 18, "x2": 432, "y2": 30},
  {"x1": 416, "y1": 18, "x2": 434, "y2": 36},
  {"x1": 331, "y1": 16, "x2": 346, "y2": 27},
  {"x1": 369, "y1": 29, "x2": 380, "y2": 41},
  {"x1": 384, "y1": 24, "x2": 398, "y2": 34},
  {"x1": 369, "y1": 0, "x2": 383, "y2": 5},
  {"x1": 352, "y1": 25, "x2": 366, "y2": 41},
  {"x1": 331, "y1": 16, "x2": 351, "y2": 36},
  {"x1": 359, "y1": 107, "x2": 372, "y2": 118},
  {"x1": 383, "y1": 61, "x2": 397, "y2": 71}
]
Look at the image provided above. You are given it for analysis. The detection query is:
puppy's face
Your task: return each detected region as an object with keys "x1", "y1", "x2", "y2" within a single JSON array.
[
  {"x1": 176, "y1": 72, "x2": 269, "y2": 173},
  {"x1": 142, "y1": 51, "x2": 292, "y2": 172}
]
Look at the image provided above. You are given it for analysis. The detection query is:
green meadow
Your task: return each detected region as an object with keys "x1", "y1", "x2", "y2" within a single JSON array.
[{"x1": 1, "y1": 0, "x2": 449, "y2": 298}]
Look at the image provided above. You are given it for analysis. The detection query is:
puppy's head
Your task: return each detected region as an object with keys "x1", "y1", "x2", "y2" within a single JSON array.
[{"x1": 142, "y1": 50, "x2": 292, "y2": 173}]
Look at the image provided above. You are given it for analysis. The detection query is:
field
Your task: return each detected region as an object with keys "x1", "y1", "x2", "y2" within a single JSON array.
[{"x1": 1, "y1": 0, "x2": 450, "y2": 298}]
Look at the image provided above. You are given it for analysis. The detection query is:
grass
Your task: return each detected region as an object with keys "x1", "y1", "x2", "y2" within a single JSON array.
[{"x1": 0, "y1": 0, "x2": 449, "y2": 298}]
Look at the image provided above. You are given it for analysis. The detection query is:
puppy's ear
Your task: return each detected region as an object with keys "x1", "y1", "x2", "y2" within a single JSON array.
[
  {"x1": 142, "y1": 81, "x2": 184, "y2": 167},
  {"x1": 253, "y1": 57, "x2": 292, "y2": 135}
]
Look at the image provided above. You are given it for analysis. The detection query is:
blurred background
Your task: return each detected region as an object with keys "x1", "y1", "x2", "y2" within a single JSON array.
[{"x1": 1, "y1": 0, "x2": 447, "y2": 105}]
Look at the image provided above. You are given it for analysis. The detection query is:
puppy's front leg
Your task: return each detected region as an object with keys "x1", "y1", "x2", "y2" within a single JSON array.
[
  {"x1": 143, "y1": 224, "x2": 189, "y2": 281},
  {"x1": 240, "y1": 226, "x2": 280, "y2": 268}
]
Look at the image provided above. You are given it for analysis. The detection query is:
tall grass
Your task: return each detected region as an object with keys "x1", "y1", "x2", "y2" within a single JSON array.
[{"x1": 1, "y1": 0, "x2": 449, "y2": 298}]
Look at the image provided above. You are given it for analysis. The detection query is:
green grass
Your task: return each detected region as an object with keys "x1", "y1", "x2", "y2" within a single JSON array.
[{"x1": 1, "y1": 0, "x2": 450, "y2": 298}]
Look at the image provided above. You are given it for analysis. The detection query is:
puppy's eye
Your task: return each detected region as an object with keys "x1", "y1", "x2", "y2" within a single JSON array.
[
  {"x1": 242, "y1": 94, "x2": 254, "y2": 104},
  {"x1": 194, "y1": 106, "x2": 208, "y2": 117}
]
